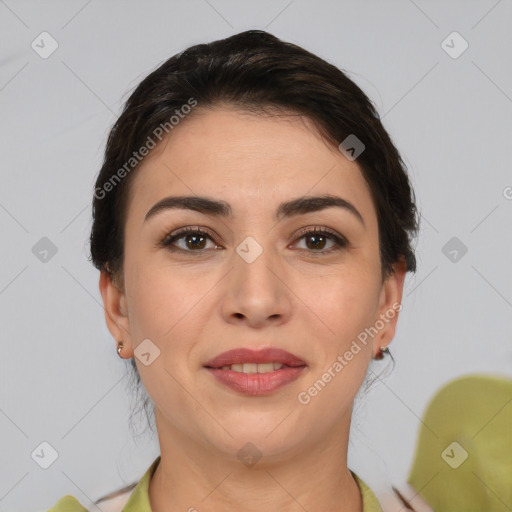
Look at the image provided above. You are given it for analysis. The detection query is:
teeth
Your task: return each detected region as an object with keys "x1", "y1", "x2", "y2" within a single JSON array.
[{"x1": 220, "y1": 362, "x2": 285, "y2": 373}]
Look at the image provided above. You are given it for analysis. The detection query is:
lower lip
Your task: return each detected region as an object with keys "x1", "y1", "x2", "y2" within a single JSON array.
[{"x1": 205, "y1": 366, "x2": 307, "y2": 396}]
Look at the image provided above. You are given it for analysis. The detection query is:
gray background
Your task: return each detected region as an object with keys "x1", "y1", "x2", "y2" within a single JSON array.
[{"x1": 1, "y1": 1, "x2": 511, "y2": 510}]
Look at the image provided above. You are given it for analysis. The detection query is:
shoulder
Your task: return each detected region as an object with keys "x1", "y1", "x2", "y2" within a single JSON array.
[
  {"x1": 46, "y1": 489, "x2": 134, "y2": 512},
  {"x1": 44, "y1": 456, "x2": 160, "y2": 512},
  {"x1": 45, "y1": 494, "x2": 88, "y2": 512},
  {"x1": 378, "y1": 483, "x2": 434, "y2": 512},
  {"x1": 352, "y1": 474, "x2": 433, "y2": 512}
]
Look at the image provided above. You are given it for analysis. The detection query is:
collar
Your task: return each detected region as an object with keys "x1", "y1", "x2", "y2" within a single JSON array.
[{"x1": 122, "y1": 456, "x2": 382, "y2": 512}]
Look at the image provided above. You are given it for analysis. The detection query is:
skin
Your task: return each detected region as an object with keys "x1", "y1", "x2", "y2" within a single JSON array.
[{"x1": 100, "y1": 105, "x2": 406, "y2": 512}]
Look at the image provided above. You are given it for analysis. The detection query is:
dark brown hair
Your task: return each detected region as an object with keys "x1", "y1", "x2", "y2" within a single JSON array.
[{"x1": 89, "y1": 30, "x2": 419, "y2": 504}]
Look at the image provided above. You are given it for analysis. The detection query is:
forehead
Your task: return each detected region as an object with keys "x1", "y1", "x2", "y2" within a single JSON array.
[{"x1": 125, "y1": 106, "x2": 376, "y2": 227}]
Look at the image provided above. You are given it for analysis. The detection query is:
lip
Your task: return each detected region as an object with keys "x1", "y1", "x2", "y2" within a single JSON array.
[
  {"x1": 205, "y1": 366, "x2": 307, "y2": 396},
  {"x1": 203, "y1": 347, "x2": 307, "y2": 369}
]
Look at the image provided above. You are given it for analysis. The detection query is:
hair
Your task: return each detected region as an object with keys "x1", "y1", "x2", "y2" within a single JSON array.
[{"x1": 89, "y1": 30, "x2": 420, "y2": 506}]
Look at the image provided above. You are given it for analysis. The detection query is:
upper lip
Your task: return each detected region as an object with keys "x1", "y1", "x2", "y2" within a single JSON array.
[{"x1": 204, "y1": 348, "x2": 307, "y2": 368}]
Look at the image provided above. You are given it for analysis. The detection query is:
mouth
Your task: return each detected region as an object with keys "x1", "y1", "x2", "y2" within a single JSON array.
[{"x1": 203, "y1": 347, "x2": 307, "y2": 396}]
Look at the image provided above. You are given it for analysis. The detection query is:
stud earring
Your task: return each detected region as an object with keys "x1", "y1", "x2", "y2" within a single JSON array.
[
  {"x1": 375, "y1": 345, "x2": 391, "y2": 360},
  {"x1": 117, "y1": 340, "x2": 124, "y2": 357}
]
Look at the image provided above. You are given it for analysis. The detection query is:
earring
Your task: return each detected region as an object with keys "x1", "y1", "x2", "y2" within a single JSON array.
[
  {"x1": 375, "y1": 345, "x2": 391, "y2": 360},
  {"x1": 117, "y1": 340, "x2": 124, "y2": 357}
]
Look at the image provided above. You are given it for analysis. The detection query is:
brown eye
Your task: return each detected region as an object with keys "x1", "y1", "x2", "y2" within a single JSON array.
[
  {"x1": 159, "y1": 226, "x2": 347, "y2": 255},
  {"x1": 160, "y1": 227, "x2": 219, "y2": 252},
  {"x1": 182, "y1": 232, "x2": 208, "y2": 250},
  {"x1": 294, "y1": 227, "x2": 348, "y2": 253}
]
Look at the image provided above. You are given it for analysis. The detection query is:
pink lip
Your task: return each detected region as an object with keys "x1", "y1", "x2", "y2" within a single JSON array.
[
  {"x1": 203, "y1": 348, "x2": 307, "y2": 396},
  {"x1": 205, "y1": 366, "x2": 307, "y2": 396},
  {"x1": 203, "y1": 347, "x2": 307, "y2": 368}
]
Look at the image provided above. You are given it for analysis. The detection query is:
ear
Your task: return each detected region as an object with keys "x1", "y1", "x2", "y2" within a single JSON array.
[
  {"x1": 99, "y1": 269, "x2": 134, "y2": 358},
  {"x1": 371, "y1": 258, "x2": 407, "y2": 358}
]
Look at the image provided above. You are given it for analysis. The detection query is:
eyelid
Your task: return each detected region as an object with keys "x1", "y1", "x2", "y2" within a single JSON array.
[{"x1": 293, "y1": 225, "x2": 347, "y2": 242}]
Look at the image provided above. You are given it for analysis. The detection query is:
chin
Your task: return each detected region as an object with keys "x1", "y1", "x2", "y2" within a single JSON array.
[{"x1": 201, "y1": 422, "x2": 307, "y2": 462}]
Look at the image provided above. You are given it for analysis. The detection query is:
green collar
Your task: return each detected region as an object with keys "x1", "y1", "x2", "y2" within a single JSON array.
[
  {"x1": 121, "y1": 455, "x2": 160, "y2": 511},
  {"x1": 48, "y1": 455, "x2": 382, "y2": 511},
  {"x1": 122, "y1": 456, "x2": 382, "y2": 512},
  {"x1": 352, "y1": 471, "x2": 383, "y2": 512}
]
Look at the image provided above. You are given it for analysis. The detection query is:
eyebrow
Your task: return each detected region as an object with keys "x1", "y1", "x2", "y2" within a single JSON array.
[{"x1": 144, "y1": 194, "x2": 365, "y2": 226}]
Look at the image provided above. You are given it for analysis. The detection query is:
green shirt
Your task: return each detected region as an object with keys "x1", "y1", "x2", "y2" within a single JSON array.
[{"x1": 47, "y1": 456, "x2": 382, "y2": 511}]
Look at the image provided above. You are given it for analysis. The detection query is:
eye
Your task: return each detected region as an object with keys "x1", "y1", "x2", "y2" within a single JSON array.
[
  {"x1": 159, "y1": 227, "x2": 220, "y2": 253},
  {"x1": 158, "y1": 226, "x2": 348, "y2": 255},
  {"x1": 292, "y1": 227, "x2": 348, "y2": 253}
]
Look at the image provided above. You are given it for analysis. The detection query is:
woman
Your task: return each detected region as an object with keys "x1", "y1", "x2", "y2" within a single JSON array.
[{"x1": 48, "y1": 29, "x2": 419, "y2": 512}]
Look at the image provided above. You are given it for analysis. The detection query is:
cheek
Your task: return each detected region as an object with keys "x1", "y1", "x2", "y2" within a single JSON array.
[
  {"x1": 310, "y1": 268, "x2": 380, "y2": 349},
  {"x1": 125, "y1": 258, "x2": 213, "y2": 380},
  {"x1": 128, "y1": 272, "x2": 176, "y2": 337},
  {"x1": 126, "y1": 264, "x2": 202, "y2": 418},
  {"x1": 126, "y1": 253, "x2": 199, "y2": 337},
  {"x1": 296, "y1": 274, "x2": 379, "y2": 420}
]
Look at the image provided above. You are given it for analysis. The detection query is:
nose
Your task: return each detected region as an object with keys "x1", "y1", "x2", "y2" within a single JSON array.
[{"x1": 220, "y1": 242, "x2": 293, "y2": 328}]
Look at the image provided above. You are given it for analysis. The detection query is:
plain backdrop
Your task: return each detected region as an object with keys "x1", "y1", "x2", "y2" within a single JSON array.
[{"x1": 1, "y1": 1, "x2": 511, "y2": 510}]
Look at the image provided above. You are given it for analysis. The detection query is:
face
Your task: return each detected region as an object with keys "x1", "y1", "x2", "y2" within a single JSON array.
[{"x1": 100, "y1": 105, "x2": 406, "y2": 462}]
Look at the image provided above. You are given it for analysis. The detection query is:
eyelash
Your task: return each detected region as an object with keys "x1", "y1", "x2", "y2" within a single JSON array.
[{"x1": 158, "y1": 226, "x2": 348, "y2": 255}]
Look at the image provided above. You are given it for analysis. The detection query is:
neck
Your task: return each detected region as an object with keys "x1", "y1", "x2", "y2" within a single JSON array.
[{"x1": 148, "y1": 410, "x2": 363, "y2": 512}]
